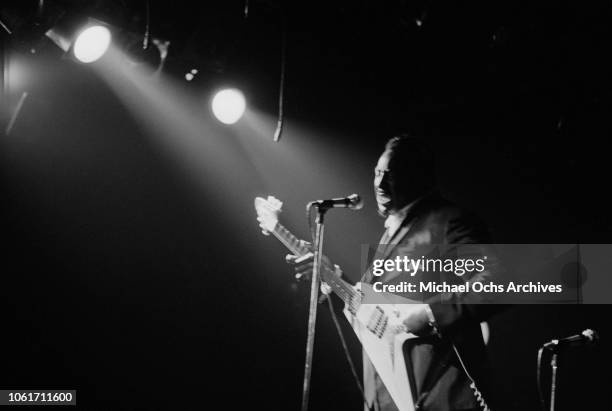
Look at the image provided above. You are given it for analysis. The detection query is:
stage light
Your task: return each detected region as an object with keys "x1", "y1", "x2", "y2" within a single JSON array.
[
  {"x1": 211, "y1": 89, "x2": 246, "y2": 125},
  {"x1": 73, "y1": 25, "x2": 111, "y2": 63},
  {"x1": 185, "y1": 69, "x2": 198, "y2": 82}
]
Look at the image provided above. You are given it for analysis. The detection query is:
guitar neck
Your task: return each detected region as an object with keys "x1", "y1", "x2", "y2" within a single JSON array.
[
  {"x1": 272, "y1": 222, "x2": 358, "y2": 306},
  {"x1": 272, "y1": 222, "x2": 311, "y2": 257}
]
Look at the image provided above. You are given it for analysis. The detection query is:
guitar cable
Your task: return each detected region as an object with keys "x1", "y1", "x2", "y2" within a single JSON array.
[
  {"x1": 326, "y1": 295, "x2": 371, "y2": 410},
  {"x1": 451, "y1": 344, "x2": 491, "y2": 411}
]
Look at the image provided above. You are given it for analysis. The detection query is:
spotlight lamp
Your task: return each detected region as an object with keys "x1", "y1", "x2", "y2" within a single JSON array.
[
  {"x1": 45, "y1": 18, "x2": 112, "y2": 64},
  {"x1": 211, "y1": 88, "x2": 246, "y2": 125},
  {"x1": 72, "y1": 25, "x2": 112, "y2": 63}
]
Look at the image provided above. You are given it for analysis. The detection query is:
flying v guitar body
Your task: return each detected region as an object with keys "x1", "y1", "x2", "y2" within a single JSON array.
[{"x1": 343, "y1": 282, "x2": 418, "y2": 411}]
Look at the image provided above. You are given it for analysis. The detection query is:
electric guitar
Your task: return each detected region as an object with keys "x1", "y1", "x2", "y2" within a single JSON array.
[{"x1": 255, "y1": 195, "x2": 422, "y2": 411}]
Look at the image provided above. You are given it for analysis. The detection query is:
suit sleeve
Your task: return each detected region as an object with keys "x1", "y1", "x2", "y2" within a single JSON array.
[{"x1": 428, "y1": 210, "x2": 506, "y2": 336}]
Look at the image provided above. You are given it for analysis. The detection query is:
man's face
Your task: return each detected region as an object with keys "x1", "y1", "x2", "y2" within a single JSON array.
[{"x1": 374, "y1": 150, "x2": 409, "y2": 217}]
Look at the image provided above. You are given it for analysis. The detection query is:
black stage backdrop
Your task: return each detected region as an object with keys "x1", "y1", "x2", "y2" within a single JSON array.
[{"x1": 1, "y1": 1, "x2": 610, "y2": 410}]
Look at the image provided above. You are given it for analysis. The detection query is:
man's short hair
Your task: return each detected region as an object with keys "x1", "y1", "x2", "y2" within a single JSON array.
[{"x1": 384, "y1": 134, "x2": 436, "y2": 184}]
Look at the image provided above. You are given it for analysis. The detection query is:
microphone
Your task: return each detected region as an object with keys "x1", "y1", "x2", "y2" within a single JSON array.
[
  {"x1": 543, "y1": 329, "x2": 599, "y2": 350},
  {"x1": 311, "y1": 194, "x2": 363, "y2": 210}
]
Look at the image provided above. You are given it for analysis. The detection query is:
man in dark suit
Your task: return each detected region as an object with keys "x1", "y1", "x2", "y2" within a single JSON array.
[{"x1": 290, "y1": 135, "x2": 500, "y2": 411}]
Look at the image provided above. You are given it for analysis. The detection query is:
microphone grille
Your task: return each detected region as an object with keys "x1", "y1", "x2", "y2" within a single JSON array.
[
  {"x1": 348, "y1": 194, "x2": 363, "y2": 210},
  {"x1": 582, "y1": 329, "x2": 599, "y2": 343}
]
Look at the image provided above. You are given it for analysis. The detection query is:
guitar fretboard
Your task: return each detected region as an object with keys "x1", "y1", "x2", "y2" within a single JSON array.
[{"x1": 272, "y1": 222, "x2": 359, "y2": 310}]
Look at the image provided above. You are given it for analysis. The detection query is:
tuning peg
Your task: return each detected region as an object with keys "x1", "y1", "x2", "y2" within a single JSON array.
[{"x1": 267, "y1": 195, "x2": 283, "y2": 209}]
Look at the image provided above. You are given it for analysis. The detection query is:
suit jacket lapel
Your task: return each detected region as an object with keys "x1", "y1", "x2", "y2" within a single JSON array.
[
  {"x1": 362, "y1": 204, "x2": 422, "y2": 283},
  {"x1": 380, "y1": 223, "x2": 413, "y2": 261},
  {"x1": 378, "y1": 193, "x2": 434, "y2": 261}
]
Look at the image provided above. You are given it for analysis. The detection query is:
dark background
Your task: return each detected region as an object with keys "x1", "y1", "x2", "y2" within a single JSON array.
[{"x1": 1, "y1": 1, "x2": 610, "y2": 410}]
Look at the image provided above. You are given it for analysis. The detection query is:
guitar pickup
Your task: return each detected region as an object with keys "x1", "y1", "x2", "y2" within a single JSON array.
[{"x1": 366, "y1": 306, "x2": 388, "y2": 338}]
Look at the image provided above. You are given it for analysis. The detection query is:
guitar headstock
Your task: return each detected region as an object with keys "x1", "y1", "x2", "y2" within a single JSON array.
[{"x1": 254, "y1": 196, "x2": 283, "y2": 235}]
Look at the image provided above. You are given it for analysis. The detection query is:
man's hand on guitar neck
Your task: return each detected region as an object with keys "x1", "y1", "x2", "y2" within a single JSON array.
[{"x1": 285, "y1": 241, "x2": 342, "y2": 295}]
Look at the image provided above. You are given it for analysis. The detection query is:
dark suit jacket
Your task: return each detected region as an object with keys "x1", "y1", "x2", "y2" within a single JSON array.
[{"x1": 361, "y1": 192, "x2": 501, "y2": 411}]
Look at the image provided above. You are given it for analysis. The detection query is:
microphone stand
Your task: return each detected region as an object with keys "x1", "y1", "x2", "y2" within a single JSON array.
[
  {"x1": 549, "y1": 352, "x2": 558, "y2": 411},
  {"x1": 542, "y1": 329, "x2": 598, "y2": 411},
  {"x1": 300, "y1": 204, "x2": 328, "y2": 411}
]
